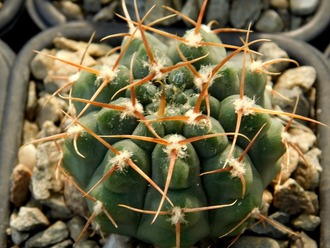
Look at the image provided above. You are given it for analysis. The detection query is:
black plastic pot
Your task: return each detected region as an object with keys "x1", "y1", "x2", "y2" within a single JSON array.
[
  {"x1": 0, "y1": 0, "x2": 26, "y2": 37},
  {"x1": 0, "y1": 39, "x2": 16, "y2": 141},
  {"x1": 26, "y1": 0, "x2": 66, "y2": 30},
  {"x1": 0, "y1": 22, "x2": 329, "y2": 247},
  {"x1": 280, "y1": 0, "x2": 330, "y2": 42},
  {"x1": 323, "y1": 43, "x2": 330, "y2": 67}
]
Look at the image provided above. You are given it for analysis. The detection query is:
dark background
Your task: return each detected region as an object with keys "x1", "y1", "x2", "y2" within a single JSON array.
[{"x1": 2, "y1": 8, "x2": 41, "y2": 54}]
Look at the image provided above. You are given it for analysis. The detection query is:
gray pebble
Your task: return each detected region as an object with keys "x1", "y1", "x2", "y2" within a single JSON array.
[
  {"x1": 64, "y1": 179, "x2": 90, "y2": 218},
  {"x1": 205, "y1": 0, "x2": 230, "y2": 28},
  {"x1": 232, "y1": 235, "x2": 280, "y2": 248},
  {"x1": 260, "y1": 189, "x2": 273, "y2": 214},
  {"x1": 255, "y1": 10, "x2": 285, "y2": 32},
  {"x1": 75, "y1": 240, "x2": 101, "y2": 248},
  {"x1": 100, "y1": 0, "x2": 112, "y2": 4},
  {"x1": 280, "y1": 145, "x2": 300, "y2": 183},
  {"x1": 53, "y1": 37, "x2": 111, "y2": 58},
  {"x1": 277, "y1": 240, "x2": 289, "y2": 248},
  {"x1": 292, "y1": 214, "x2": 321, "y2": 232},
  {"x1": 277, "y1": 8, "x2": 290, "y2": 30},
  {"x1": 288, "y1": 128, "x2": 317, "y2": 154},
  {"x1": 304, "y1": 191, "x2": 319, "y2": 214},
  {"x1": 9, "y1": 227, "x2": 30, "y2": 245},
  {"x1": 36, "y1": 120, "x2": 62, "y2": 139},
  {"x1": 10, "y1": 207, "x2": 50, "y2": 232},
  {"x1": 22, "y1": 120, "x2": 39, "y2": 144},
  {"x1": 25, "y1": 220, "x2": 69, "y2": 247},
  {"x1": 290, "y1": 14, "x2": 303, "y2": 30},
  {"x1": 144, "y1": 0, "x2": 178, "y2": 26},
  {"x1": 258, "y1": 41, "x2": 290, "y2": 73},
  {"x1": 290, "y1": 0, "x2": 319, "y2": 16},
  {"x1": 248, "y1": 217, "x2": 294, "y2": 239},
  {"x1": 294, "y1": 147, "x2": 322, "y2": 190},
  {"x1": 67, "y1": 216, "x2": 91, "y2": 242},
  {"x1": 262, "y1": 0, "x2": 271, "y2": 10},
  {"x1": 181, "y1": 0, "x2": 203, "y2": 28},
  {"x1": 83, "y1": 0, "x2": 101, "y2": 13},
  {"x1": 37, "y1": 93, "x2": 68, "y2": 127},
  {"x1": 290, "y1": 231, "x2": 318, "y2": 248},
  {"x1": 230, "y1": 0, "x2": 263, "y2": 29},
  {"x1": 270, "y1": 0, "x2": 289, "y2": 9},
  {"x1": 103, "y1": 234, "x2": 133, "y2": 248},
  {"x1": 54, "y1": 1, "x2": 84, "y2": 21},
  {"x1": 47, "y1": 49, "x2": 96, "y2": 88},
  {"x1": 50, "y1": 239, "x2": 74, "y2": 248},
  {"x1": 273, "y1": 178, "x2": 315, "y2": 215},
  {"x1": 272, "y1": 87, "x2": 310, "y2": 119},
  {"x1": 93, "y1": 1, "x2": 119, "y2": 22},
  {"x1": 115, "y1": 0, "x2": 145, "y2": 24},
  {"x1": 30, "y1": 141, "x2": 64, "y2": 200},
  {"x1": 268, "y1": 211, "x2": 291, "y2": 225},
  {"x1": 274, "y1": 66, "x2": 316, "y2": 92},
  {"x1": 30, "y1": 49, "x2": 56, "y2": 80},
  {"x1": 41, "y1": 193, "x2": 72, "y2": 220},
  {"x1": 44, "y1": 0, "x2": 320, "y2": 34}
]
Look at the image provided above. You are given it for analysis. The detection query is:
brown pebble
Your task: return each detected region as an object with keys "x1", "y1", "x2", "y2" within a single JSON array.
[{"x1": 10, "y1": 164, "x2": 33, "y2": 207}]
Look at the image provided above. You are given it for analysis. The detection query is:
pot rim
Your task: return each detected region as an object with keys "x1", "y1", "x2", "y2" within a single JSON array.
[{"x1": 0, "y1": 21, "x2": 329, "y2": 247}]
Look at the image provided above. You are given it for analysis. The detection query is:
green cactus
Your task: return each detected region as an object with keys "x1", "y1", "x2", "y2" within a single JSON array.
[{"x1": 27, "y1": 0, "x2": 325, "y2": 247}]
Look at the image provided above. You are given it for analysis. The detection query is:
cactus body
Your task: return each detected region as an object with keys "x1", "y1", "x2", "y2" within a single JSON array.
[{"x1": 58, "y1": 4, "x2": 291, "y2": 248}]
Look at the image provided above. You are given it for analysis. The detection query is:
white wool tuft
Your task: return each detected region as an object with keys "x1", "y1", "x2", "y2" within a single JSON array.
[
  {"x1": 150, "y1": 63, "x2": 166, "y2": 81},
  {"x1": 141, "y1": 51, "x2": 169, "y2": 81},
  {"x1": 167, "y1": 206, "x2": 187, "y2": 225},
  {"x1": 249, "y1": 60, "x2": 263, "y2": 73},
  {"x1": 67, "y1": 125, "x2": 84, "y2": 138},
  {"x1": 93, "y1": 200, "x2": 104, "y2": 215},
  {"x1": 69, "y1": 71, "x2": 81, "y2": 82},
  {"x1": 152, "y1": 52, "x2": 171, "y2": 80},
  {"x1": 108, "y1": 150, "x2": 133, "y2": 173},
  {"x1": 163, "y1": 134, "x2": 187, "y2": 159},
  {"x1": 228, "y1": 158, "x2": 246, "y2": 177},
  {"x1": 250, "y1": 207, "x2": 261, "y2": 219},
  {"x1": 194, "y1": 77, "x2": 204, "y2": 90},
  {"x1": 233, "y1": 96, "x2": 256, "y2": 116},
  {"x1": 266, "y1": 84, "x2": 273, "y2": 92},
  {"x1": 119, "y1": 101, "x2": 143, "y2": 119},
  {"x1": 129, "y1": 28, "x2": 142, "y2": 39},
  {"x1": 281, "y1": 130, "x2": 291, "y2": 142},
  {"x1": 193, "y1": 65, "x2": 221, "y2": 90},
  {"x1": 185, "y1": 31, "x2": 203, "y2": 47},
  {"x1": 96, "y1": 65, "x2": 118, "y2": 84},
  {"x1": 185, "y1": 109, "x2": 207, "y2": 126}
]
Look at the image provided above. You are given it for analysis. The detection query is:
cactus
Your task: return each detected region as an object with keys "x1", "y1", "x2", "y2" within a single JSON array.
[{"x1": 27, "y1": 0, "x2": 326, "y2": 247}]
